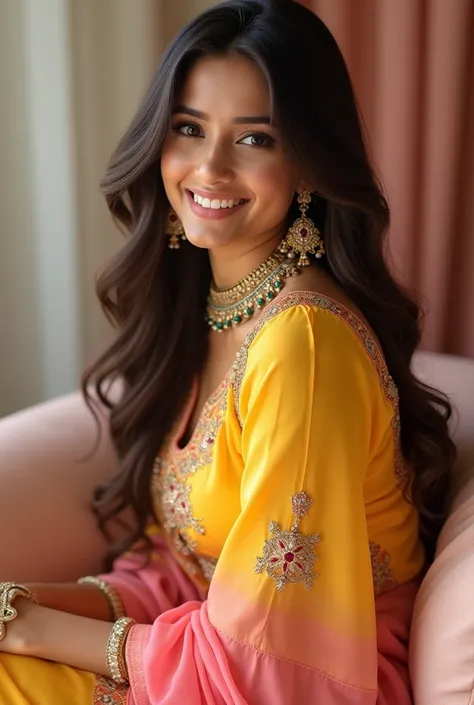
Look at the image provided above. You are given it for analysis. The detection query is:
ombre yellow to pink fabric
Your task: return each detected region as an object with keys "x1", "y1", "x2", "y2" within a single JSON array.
[{"x1": 0, "y1": 293, "x2": 424, "y2": 704}]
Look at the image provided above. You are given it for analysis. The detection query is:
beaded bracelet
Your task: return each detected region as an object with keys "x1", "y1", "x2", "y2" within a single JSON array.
[
  {"x1": 106, "y1": 617, "x2": 136, "y2": 684},
  {"x1": 77, "y1": 576, "x2": 125, "y2": 621}
]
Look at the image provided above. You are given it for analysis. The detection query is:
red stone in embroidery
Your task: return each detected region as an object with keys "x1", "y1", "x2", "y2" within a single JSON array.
[{"x1": 255, "y1": 492, "x2": 319, "y2": 591}]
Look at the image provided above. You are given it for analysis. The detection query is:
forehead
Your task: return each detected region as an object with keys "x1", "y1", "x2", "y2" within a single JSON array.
[{"x1": 177, "y1": 54, "x2": 271, "y2": 116}]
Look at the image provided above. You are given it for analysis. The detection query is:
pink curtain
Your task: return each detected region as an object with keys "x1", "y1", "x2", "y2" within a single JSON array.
[{"x1": 300, "y1": 0, "x2": 474, "y2": 358}]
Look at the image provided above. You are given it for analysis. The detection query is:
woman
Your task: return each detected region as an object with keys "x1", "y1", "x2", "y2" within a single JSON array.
[{"x1": 0, "y1": 0, "x2": 455, "y2": 703}]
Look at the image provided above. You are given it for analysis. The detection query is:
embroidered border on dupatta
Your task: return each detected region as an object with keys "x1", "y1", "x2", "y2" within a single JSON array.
[{"x1": 93, "y1": 675, "x2": 128, "y2": 704}]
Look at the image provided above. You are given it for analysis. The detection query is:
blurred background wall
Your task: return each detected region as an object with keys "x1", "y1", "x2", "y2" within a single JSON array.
[
  {"x1": 302, "y1": 0, "x2": 474, "y2": 357},
  {"x1": 0, "y1": 0, "x2": 472, "y2": 416},
  {"x1": 0, "y1": 0, "x2": 218, "y2": 416}
]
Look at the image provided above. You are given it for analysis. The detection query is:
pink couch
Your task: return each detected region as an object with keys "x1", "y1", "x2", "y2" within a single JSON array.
[
  {"x1": 0, "y1": 352, "x2": 473, "y2": 703},
  {"x1": 410, "y1": 352, "x2": 474, "y2": 705}
]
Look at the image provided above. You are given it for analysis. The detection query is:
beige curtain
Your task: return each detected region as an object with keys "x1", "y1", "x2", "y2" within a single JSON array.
[
  {"x1": 71, "y1": 0, "x2": 219, "y2": 369},
  {"x1": 0, "y1": 0, "x2": 217, "y2": 415},
  {"x1": 301, "y1": 0, "x2": 474, "y2": 357}
]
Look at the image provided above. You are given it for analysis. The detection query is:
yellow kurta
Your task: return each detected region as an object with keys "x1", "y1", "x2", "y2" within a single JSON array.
[{"x1": 156, "y1": 291, "x2": 423, "y2": 602}]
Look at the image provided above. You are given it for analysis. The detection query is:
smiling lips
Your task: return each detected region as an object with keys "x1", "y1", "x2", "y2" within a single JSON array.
[{"x1": 186, "y1": 189, "x2": 249, "y2": 219}]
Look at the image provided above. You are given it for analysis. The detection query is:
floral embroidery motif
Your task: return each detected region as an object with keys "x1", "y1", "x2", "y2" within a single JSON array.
[
  {"x1": 153, "y1": 382, "x2": 227, "y2": 564},
  {"x1": 158, "y1": 466, "x2": 204, "y2": 553},
  {"x1": 370, "y1": 542, "x2": 398, "y2": 596},
  {"x1": 229, "y1": 292, "x2": 407, "y2": 488},
  {"x1": 93, "y1": 676, "x2": 128, "y2": 704},
  {"x1": 255, "y1": 491, "x2": 319, "y2": 591}
]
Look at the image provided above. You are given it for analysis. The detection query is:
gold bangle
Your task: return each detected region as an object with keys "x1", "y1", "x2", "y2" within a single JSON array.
[
  {"x1": 106, "y1": 617, "x2": 135, "y2": 684},
  {"x1": 77, "y1": 576, "x2": 125, "y2": 621},
  {"x1": 0, "y1": 582, "x2": 38, "y2": 641}
]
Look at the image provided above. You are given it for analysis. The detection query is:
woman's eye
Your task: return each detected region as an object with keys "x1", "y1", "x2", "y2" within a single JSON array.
[
  {"x1": 238, "y1": 132, "x2": 274, "y2": 148},
  {"x1": 173, "y1": 122, "x2": 203, "y2": 138}
]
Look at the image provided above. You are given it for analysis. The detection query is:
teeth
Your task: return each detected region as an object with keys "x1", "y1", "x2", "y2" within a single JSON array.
[{"x1": 193, "y1": 193, "x2": 245, "y2": 210}]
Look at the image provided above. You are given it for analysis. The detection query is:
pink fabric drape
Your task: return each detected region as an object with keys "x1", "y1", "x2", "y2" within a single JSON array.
[{"x1": 300, "y1": 0, "x2": 474, "y2": 357}]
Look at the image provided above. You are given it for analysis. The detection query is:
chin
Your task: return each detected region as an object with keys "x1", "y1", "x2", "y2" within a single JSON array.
[{"x1": 184, "y1": 229, "x2": 237, "y2": 251}]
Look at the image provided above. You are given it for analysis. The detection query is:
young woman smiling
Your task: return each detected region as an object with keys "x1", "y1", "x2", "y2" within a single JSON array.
[{"x1": 0, "y1": 1, "x2": 455, "y2": 703}]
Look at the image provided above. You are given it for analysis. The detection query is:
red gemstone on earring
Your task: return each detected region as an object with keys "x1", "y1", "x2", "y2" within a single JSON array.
[
  {"x1": 170, "y1": 214, "x2": 177, "y2": 222},
  {"x1": 284, "y1": 552, "x2": 295, "y2": 563},
  {"x1": 299, "y1": 228, "x2": 308, "y2": 238}
]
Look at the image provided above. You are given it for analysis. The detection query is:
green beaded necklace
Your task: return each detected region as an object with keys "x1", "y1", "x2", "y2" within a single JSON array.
[{"x1": 206, "y1": 249, "x2": 300, "y2": 332}]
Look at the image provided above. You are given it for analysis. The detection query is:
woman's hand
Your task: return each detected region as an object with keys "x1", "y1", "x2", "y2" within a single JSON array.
[{"x1": 0, "y1": 597, "x2": 113, "y2": 677}]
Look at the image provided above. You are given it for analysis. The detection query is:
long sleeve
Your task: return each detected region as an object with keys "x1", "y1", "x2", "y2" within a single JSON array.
[
  {"x1": 99, "y1": 526, "x2": 203, "y2": 623},
  {"x1": 124, "y1": 300, "x2": 422, "y2": 704}
]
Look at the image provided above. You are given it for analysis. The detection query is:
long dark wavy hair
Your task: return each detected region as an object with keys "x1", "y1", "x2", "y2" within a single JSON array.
[{"x1": 83, "y1": 0, "x2": 456, "y2": 569}]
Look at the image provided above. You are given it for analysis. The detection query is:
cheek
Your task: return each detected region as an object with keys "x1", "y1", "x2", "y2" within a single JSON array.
[
  {"x1": 161, "y1": 148, "x2": 185, "y2": 185},
  {"x1": 161, "y1": 148, "x2": 190, "y2": 211},
  {"x1": 246, "y1": 162, "x2": 297, "y2": 217}
]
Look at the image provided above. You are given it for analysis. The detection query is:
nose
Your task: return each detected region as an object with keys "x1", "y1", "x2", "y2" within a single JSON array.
[{"x1": 195, "y1": 140, "x2": 234, "y2": 185}]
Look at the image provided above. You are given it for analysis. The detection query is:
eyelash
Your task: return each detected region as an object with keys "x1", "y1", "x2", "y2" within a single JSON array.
[{"x1": 171, "y1": 121, "x2": 276, "y2": 149}]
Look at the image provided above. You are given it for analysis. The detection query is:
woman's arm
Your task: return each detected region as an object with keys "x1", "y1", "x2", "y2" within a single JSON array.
[
  {"x1": 23, "y1": 583, "x2": 112, "y2": 621},
  {"x1": 19, "y1": 524, "x2": 204, "y2": 624},
  {"x1": 0, "y1": 599, "x2": 111, "y2": 678}
]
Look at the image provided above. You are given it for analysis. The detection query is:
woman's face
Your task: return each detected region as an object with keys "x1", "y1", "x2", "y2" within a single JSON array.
[{"x1": 161, "y1": 53, "x2": 303, "y2": 253}]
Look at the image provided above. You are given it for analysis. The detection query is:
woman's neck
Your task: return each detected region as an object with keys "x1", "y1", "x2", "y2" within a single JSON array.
[{"x1": 209, "y1": 235, "x2": 282, "y2": 289}]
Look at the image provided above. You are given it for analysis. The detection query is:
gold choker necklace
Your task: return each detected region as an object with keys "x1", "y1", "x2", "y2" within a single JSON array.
[{"x1": 206, "y1": 250, "x2": 300, "y2": 331}]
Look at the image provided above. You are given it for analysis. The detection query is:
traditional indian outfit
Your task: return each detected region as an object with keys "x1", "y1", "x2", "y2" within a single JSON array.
[{"x1": 0, "y1": 292, "x2": 424, "y2": 704}]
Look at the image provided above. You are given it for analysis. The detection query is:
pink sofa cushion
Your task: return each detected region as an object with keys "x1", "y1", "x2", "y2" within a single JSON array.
[
  {"x1": 409, "y1": 352, "x2": 474, "y2": 704},
  {"x1": 410, "y1": 478, "x2": 474, "y2": 705}
]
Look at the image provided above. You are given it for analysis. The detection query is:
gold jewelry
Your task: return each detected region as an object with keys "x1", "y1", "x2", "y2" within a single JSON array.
[
  {"x1": 279, "y1": 190, "x2": 325, "y2": 266},
  {"x1": 106, "y1": 616, "x2": 136, "y2": 684},
  {"x1": 166, "y1": 208, "x2": 186, "y2": 249},
  {"x1": 0, "y1": 582, "x2": 38, "y2": 641},
  {"x1": 77, "y1": 576, "x2": 125, "y2": 622},
  {"x1": 206, "y1": 249, "x2": 300, "y2": 331}
]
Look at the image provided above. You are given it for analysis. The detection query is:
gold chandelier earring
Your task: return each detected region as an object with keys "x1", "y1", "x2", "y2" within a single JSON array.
[
  {"x1": 166, "y1": 208, "x2": 186, "y2": 249},
  {"x1": 279, "y1": 190, "x2": 325, "y2": 266}
]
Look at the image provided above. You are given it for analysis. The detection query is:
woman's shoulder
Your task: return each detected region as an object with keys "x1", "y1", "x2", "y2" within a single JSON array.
[
  {"x1": 244, "y1": 287, "x2": 380, "y2": 370},
  {"x1": 230, "y1": 285, "x2": 398, "y2": 433},
  {"x1": 232, "y1": 277, "x2": 392, "y2": 409}
]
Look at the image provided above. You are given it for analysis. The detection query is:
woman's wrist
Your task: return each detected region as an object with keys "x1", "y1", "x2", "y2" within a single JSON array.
[
  {"x1": 22, "y1": 582, "x2": 115, "y2": 622},
  {"x1": 11, "y1": 602, "x2": 112, "y2": 675},
  {"x1": 0, "y1": 587, "x2": 134, "y2": 682}
]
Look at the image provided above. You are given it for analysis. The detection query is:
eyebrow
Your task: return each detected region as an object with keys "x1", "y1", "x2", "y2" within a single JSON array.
[{"x1": 173, "y1": 105, "x2": 274, "y2": 125}]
